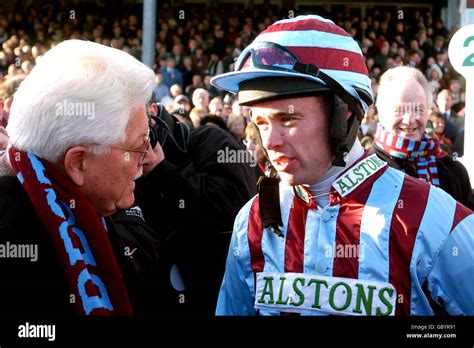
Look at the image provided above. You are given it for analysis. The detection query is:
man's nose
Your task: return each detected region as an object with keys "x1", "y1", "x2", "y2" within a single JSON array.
[
  {"x1": 401, "y1": 112, "x2": 416, "y2": 125},
  {"x1": 261, "y1": 124, "x2": 284, "y2": 150},
  {"x1": 141, "y1": 143, "x2": 156, "y2": 167}
]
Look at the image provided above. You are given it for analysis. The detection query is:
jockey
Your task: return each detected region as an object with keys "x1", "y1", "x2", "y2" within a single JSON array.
[{"x1": 210, "y1": 15, "x2": 474, "y2": 316}]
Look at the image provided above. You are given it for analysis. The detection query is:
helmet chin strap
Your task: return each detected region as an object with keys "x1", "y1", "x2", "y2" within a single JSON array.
[
  {"x1": 329, "y1": 94, "x2": 361, "y2": 167},
  {"x1": 251, "y1": 122, "x2": 284, "y2": 235}
]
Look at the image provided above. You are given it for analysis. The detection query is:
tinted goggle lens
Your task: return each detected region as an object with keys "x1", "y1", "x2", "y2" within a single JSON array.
[{"x1": 236, "y1": 42, "x2": 299, "y2": 72}]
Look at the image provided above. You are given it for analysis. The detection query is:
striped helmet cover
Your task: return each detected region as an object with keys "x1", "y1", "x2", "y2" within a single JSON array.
[{"x1": 211, "y1": 15, "x2": 374, "y2": 112}]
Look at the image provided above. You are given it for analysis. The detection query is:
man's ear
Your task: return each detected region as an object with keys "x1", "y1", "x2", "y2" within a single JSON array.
[
  {"x1": 150, "y1": 102, "x2": 158, "y2": 117},
  {"x1": 63, "y1": 146, "x2": 90, "y2": 186}
]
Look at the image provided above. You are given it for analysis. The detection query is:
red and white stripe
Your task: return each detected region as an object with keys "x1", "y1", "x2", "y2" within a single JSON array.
[{"x1": 254, "y1": 15, "x2": 370, "y2": 85}]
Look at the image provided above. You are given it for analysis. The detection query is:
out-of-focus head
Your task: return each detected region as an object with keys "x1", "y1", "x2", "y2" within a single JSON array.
[
  {"x1": 200, "y1": 114, "x2": 227, "y2": 130},
  {"x1": 244, "y1": 123, "x2": 265, "y2": 163},
  {"x1": 227, "y1": 113, "x2": 246, "y2": 140},
  {"x1": 209, "y1": 96, "x2": 224, "y2": 117},
  {"x1": 192, "y1": 74, "x2": 202, "y2": 86},
  {"x1": 166, "y1": 55, "x2": 176, "y2": 68},
  {"x1": 436, "y1": 89, "x2": 453, "y2": 113},
  {"x1": 173, "y1": 94, "x2": 191, "y2": 113},
  {"x1": 429, "y1": 111, "x2": 446, "y2": 134},
  {"x1": 449, "y1": 79, "x2": 461, "y2": 93},
  {"x1": 0, "y1": 74, "x2": 26, "y2": 126},
  {"x1": 192, "y1": 88, "x2": 210, "y2": 110},
  {"x1": 170, "y1": 83, "x2": 182, "y2": 97}
]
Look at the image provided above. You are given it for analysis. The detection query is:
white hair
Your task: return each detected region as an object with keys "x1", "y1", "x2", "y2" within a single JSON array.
[
  {"x1": 192, "y1": 88, "x2": 210, "y2": 108},
  {"x1": 7, "y1": 40, "x2": 155, "y2": 163}
]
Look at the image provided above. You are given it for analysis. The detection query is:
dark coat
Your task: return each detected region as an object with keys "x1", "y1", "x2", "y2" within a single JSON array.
[
  {"x1": 131, "y1": 123, "x2": 258, "y2": 314},
  {"x1": 0, "y1": 154, "x2": 71, "y2": 317},
  {"x1": 443, "y1": 117, "x2": 459, "y2": 143},
  {"x1": 0, "y1": 153, "x2": 163, "y2": 317}
]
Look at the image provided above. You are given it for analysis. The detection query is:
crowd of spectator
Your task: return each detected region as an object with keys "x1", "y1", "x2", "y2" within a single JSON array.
[{"x1": 0, "y1": 1, "x2": 468, "y2": 155}]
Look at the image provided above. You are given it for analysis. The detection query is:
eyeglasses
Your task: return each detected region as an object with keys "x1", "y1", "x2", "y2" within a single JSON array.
[{"x1": 111, "y1": 133, "x2": 150, "y2": 164}]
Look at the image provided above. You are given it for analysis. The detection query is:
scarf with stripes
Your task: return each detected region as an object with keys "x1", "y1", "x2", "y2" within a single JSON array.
[
  {"x1": 8, "y1": 147, "x2": 133, "y2": 315},
  {"x1": 374, "y1": 125, "x2": 447, "y2": 186}
]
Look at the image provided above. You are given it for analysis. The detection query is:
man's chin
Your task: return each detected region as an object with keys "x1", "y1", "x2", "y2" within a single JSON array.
[
  {"x1": 279, "y1": 172, "x2": 300, "y2": 186},
  {"x1": 116, "y1": 192, "x2": 136, "y2": 212},
  {"x1": 279, "y1": 170, "x2": 329, "y2": 187}
]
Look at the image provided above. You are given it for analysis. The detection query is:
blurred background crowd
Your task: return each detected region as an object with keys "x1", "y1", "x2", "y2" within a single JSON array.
[{"x1": 0, "y1": 0, "x2": 467, "y2": 155}]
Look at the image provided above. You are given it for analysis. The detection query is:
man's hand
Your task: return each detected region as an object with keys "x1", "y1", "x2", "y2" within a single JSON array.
[
  {"x1": 0, "y1": 127, "x2": 8, "y2": 150},
  {"x1": 153, "y1": 141, "x2": 165, "y2": 164}
]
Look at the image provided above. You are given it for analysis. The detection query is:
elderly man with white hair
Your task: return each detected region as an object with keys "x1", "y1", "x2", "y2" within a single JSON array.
[
  {"x1": 372, "y1": 66, "x2": 473, "y2": 209},
  {"x1": 0, "y1": 40, "x2": 156, "y2": 316}
]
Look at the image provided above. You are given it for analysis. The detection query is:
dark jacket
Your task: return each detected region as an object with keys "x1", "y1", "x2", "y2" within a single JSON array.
[
  {"x1": 127, "y1": 110, "x2": 258, "y2": 314},
  {"x1": 0, "y1": 153, "x2": 163, "y2": 317},
  {"x1": 0, "y1": 154, "x2": 71, "y2": 317},
  {"x1": 107, "y1": 205, "x2": 166, "y2": 317},
  {"x1": 371, "y1": 145, "x2": 474, "y2": 210},
  {"x1": 443, "y1": 115, "x2": 460, "y2": 143}
]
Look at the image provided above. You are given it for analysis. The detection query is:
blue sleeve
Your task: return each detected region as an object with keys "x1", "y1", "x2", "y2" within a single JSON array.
[
  {"x1": 426, "y1": 214, "x2": 474, "y2": 315},
  {"x1": 216, "y1": 200, "x2": 257, "y2": 316}
]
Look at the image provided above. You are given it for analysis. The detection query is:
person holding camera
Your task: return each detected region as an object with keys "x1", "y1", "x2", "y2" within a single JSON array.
[{"x1": 113, "y1": 96, "x2": 258, "y2": 314}]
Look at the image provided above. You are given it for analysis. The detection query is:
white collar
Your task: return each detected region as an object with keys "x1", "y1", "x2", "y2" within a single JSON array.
[{"x1": 306, "y1": 139, "x2": 364, "y2": 207}]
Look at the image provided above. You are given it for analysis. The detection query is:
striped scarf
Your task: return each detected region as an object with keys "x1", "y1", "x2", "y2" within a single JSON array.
[
  {"x1": 374, "y1": 125, "x2": 447, "y2": 186},
  {"x1": 8, "y1": 147, "x2": 133, "y2": 315}
]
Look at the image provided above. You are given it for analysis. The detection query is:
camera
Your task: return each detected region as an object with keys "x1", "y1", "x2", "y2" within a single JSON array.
[{"x1": 148, "y1": 103, "x2": 190, "y2": 152}]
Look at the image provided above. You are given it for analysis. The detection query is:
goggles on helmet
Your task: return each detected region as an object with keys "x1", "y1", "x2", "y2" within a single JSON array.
[
  {"x1": 235, "y1": 41, "x2": 365, "y2": 120},
  {"x1": 236, "y1": 41, "x2": 300, "y2": 72}
]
